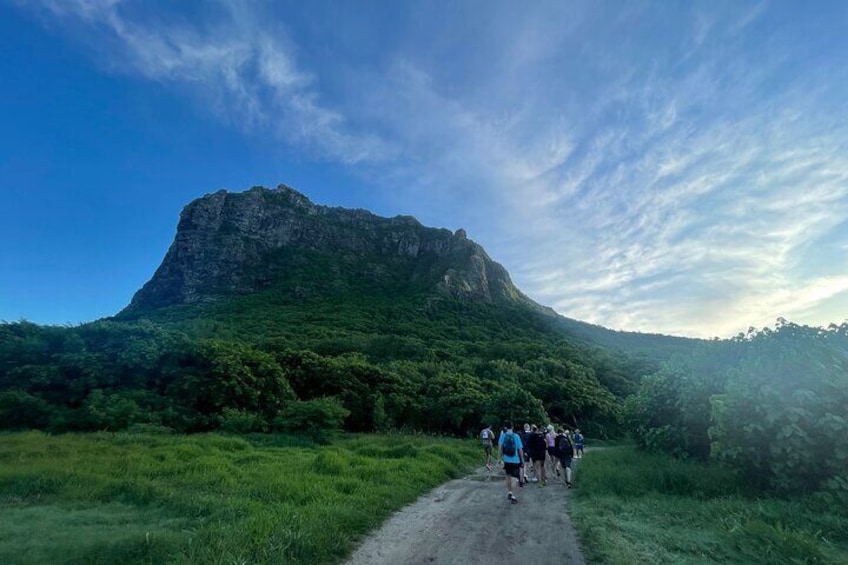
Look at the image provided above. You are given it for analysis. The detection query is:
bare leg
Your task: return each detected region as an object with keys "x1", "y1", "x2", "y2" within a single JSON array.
[
  {"x1": 534, "y1": 459, "x2": 547, "y2": 485},
  {"x1": 505, "y1": 467, "x2": 518, "y2": 503}
]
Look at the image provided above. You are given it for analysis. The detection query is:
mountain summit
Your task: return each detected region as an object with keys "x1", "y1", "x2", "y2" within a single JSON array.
[{"x1": 124, "y1": 185, "x2": 528, "y2": 313}]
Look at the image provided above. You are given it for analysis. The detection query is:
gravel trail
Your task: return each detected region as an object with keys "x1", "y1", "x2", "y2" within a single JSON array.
[{"x1": 345, "y1": 460, "x2": 586, "y2": 565}]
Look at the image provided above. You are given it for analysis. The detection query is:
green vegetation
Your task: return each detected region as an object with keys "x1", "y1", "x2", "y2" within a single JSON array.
[
  {"x1": 0, "y1": 283, "x2": 652, "y2": 437},
  {"x1": 625, "y1": 320, "x2": 848, "y2": 501},
  {"x1": 570, "y1": 446, "x2": 848, "y2": 564},
  {"x1": 0, "y1": 431, "x2": 480, "y2": 564}
]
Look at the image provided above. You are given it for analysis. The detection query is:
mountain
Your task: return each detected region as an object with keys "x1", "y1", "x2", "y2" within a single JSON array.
[
  {"x1": 120, "y1": 184, "x2": 698, "y2": 361},
  {"x1": 124, "y1": 185, "x2": 528, "y2": 313}
]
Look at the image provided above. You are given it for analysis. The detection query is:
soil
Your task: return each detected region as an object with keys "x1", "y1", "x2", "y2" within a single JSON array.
[{"x1": 345, "y1": 459, "x2": 586, "y2": 565}]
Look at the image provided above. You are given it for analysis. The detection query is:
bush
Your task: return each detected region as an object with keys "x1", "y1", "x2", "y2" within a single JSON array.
[
  {"x1": 710, "y1": 331, "x2": 848, "y2": 493},
  {"x1": 0, "y1": 390, "x2": 53, "y2": 429},
  {"x1": 273, "y1": 397, "x2": 350, "y2": 442},
  {"x1": 219, "y1": 409, "x2": 267, "y2": 433}
]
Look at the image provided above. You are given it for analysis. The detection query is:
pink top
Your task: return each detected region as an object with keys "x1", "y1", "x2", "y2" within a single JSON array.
[{"x1": 546, "y1": 432, "x2": 556, "y2": 447}]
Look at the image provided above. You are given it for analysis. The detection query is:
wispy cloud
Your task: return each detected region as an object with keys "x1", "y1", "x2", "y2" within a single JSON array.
[
  {"x1": 23, "y1": 0, "x2": 391, "y2": 164},
  {"x1": 13, "y1": 0, "x2": 848, "y2": 337}
]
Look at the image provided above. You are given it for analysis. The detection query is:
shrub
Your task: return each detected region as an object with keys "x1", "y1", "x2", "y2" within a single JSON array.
[
  {"x1": 273, "y1": 397, "x2": 350, "y2": 442},
  {"x1": 219, "y1": 409, "x2": 267, "y2": 433},
  {"x1": 0, "y1": 390, "x2": 53, "y2": 429}
]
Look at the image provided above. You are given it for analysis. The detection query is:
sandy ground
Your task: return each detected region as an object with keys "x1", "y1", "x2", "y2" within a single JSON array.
[{"x1": 345, "y1": 459, "x2": 586, "y2": 565}]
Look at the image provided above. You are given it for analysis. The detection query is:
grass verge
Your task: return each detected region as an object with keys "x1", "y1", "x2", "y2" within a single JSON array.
[
  {"x1": 569, "y1": 446, "x2": 848, "y2": 564},
  {"x1": 0, "y1": 431, "x2": 480, "y2": 564}
]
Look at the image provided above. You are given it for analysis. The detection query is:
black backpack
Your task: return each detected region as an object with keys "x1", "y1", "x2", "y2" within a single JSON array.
[
  {"x1": 502, "y1": 433, "x2": 517, "y2": 457},
  {"x1": 528, "y1": 431, "x2": 546, "y2": 453},
  {"x1": 557, "y1": 434, "x2": 573, "y2": 457}
]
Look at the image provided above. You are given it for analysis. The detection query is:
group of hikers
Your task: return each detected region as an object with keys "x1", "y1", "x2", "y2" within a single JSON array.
[{"x1": 479, "y1": 422, "x2": 584, "y2": 505}]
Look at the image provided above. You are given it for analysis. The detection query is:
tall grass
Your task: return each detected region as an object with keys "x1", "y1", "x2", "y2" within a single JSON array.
[
  {"x1": 570, "y1": 446, "x2": 848, "y2": 564},
  {"x1": 0, "y1": 431, "x2": 480, "y2": 564}
]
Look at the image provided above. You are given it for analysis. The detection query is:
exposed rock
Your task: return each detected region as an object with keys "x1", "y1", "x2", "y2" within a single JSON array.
[{"x1": 124, "y1": 185, "x2": 529, "y2": 312}]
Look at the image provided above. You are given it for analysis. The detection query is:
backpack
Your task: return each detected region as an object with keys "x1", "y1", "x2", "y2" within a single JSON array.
[
  {"x1": 502, "y1": 433, "x2": 517, "y2": 457},
  {"x1": 557, "y1": 435, "x2": 573, "y2": 456},
  {"x1": 480, "y1": 428, "x2": 491, "y2": 441},
  {"x1": 528, "y1": 431, "x2": 546, "y2": 453}
]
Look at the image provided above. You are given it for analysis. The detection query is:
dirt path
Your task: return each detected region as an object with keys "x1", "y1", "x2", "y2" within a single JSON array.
[{"x1": 345, "y1": 459, "x2": 586, "y2": 565}]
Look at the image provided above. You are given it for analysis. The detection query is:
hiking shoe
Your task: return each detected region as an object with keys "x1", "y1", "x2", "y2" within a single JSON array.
[
  {"x1": 508, "y1": 493, "x2": 518, "y2": 504},
  {"x1": 567, "y1": 482, "x2": 573, "y2": 488},
  {"x1": 556, "y1": 469, "x2": 561, "y2": 476}
]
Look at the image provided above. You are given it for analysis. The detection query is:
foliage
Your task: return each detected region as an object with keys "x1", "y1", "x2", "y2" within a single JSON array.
[
  {"x1": 166, "y1": 340, "x2": 296, "y2": 430},
  {"x1": 0, "y1": 280, "x2": 648, "y2": 436},
  {"x1": 710, "y1": 321, "x2": 848, "y2": 494},
  {"x1": 624, "y1": 360, "x2": 723, "y2": 459},
  {"x1": 273, "y1": 397, "x2": 350, "y2": 441},
  {"x1": 626, "y1": 320, "x2": 848, "y2": 498}
]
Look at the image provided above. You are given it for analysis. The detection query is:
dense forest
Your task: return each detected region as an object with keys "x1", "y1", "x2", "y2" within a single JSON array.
[{"x1": 0, "y1": 289, "x2": 654, "y2": 438}]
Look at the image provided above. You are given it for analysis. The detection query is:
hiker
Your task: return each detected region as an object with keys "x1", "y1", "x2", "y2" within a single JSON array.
[
  {"x1": 526, "y1": 424, "x2": 548, "y2": 486},
  {"x1": 556, "y1": 428, "x2": 575, "y2": 488},
  {"x1": 519, "y1": 423, "x2": 532, "y2": 484},
  {"x1": 545, "y1": 424, "x2": 559, "y2": 477},
  {"x1": 480, "y1": 424, "x2": 495, "y2": 470},
  {"x1": 498, "y1": 421, "x2": 524, "y2": 504},
  {"x1": 574, "y1": 429, "x2": 585, "y2": 458}
]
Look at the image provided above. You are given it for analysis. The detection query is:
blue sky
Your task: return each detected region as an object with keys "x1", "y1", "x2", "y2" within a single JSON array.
[{"x1": 2, "y1": 0, "x2": 847, "y2": 338}]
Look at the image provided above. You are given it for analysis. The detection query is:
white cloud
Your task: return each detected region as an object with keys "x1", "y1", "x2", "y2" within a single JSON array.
[{"x1": 24, "y1": 0, "x2": 392, "y2": 164}]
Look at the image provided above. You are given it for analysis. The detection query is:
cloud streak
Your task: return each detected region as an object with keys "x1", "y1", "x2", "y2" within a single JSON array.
[{"x1": 24, "y1": 0, "x2": 392, "y2": 164}]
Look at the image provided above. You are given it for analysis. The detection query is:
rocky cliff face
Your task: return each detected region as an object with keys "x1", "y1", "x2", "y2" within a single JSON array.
[{"x1": 124, "y1": 185, "x2": 528, "y2": 312}]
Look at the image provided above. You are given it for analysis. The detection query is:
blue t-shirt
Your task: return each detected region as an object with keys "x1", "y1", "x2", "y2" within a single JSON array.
[{"x1": 498, "y1": 431, "x2": 524, "y2": 464}]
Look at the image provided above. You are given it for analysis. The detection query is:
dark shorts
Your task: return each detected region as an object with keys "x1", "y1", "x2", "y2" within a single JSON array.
[
  {"x1": 531, "y1": 451, "x2": 546, "y2": 463},
  {"x1": 547, "y1": 447, "x2": 557, "y2": 458},
  {"x1": 504, "y1": 462, "x2": 522, "y2": 478},
  {"x1": 559, "y1": 457, "x2": 573, "y2": 468}
]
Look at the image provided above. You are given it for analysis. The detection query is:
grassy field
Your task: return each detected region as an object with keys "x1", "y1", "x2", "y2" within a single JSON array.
[
  {"x1": 0, "y1": 431, "x2": 480, "y2": 564},
  {"x1": 570, "y1": 446, "x2": 848, "y2": 564}
]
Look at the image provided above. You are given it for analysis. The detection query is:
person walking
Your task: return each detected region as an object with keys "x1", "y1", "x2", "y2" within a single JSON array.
[
  {"x1": 498, "y1": 421, "x2": 524, "y2": 504},
  {"x1": 527, "y1": 424, "x2": 548, "y2": 486},
  {"x1": 556, "y1": 429, "x2": 575, "y2": 488},
  {"x1": 545, "y1": 425, "x2": 559, "y2": 477},
  {"x1": 480, "y1": 424, "x2": 495, "y2": 470},
  {"x1": 519, "y1": 423, "x2": 532, "y2": 484},
  {"x1": 573, "y1": 429, "x2": 585, "y2": 458}
]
